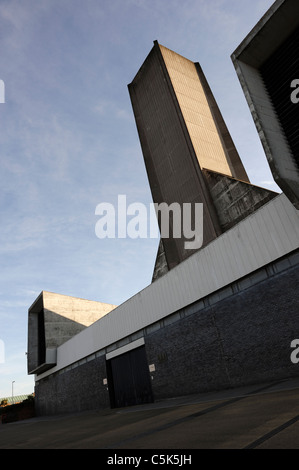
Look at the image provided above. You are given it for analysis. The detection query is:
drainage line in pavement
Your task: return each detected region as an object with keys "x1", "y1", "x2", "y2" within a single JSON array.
[{"x1": 244, "y1": 414, "x2": 299, "y2": 449}]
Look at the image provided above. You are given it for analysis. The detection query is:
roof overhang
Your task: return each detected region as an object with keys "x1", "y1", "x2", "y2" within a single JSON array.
[{"x1": 231, "y1": 0, "x2": 299, "y2": 209}]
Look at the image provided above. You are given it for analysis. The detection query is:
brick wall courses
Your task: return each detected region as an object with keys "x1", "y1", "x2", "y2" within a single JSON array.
[{"x1": 146, "y1": 261, "x2": 299, "y2": 400}]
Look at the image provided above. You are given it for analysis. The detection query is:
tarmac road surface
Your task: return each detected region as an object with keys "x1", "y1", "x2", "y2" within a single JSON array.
[{"x1": 1, "y1": 377, "x2": 299, "y2": 450}]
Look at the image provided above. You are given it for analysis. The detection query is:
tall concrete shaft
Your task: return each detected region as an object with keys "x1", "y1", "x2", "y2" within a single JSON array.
[{"x1": 128, "y1": 41, "x2": 250, "y2": 270}]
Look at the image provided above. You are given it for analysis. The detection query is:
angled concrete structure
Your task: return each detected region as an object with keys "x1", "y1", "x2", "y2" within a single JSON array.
[
  {"x1": 128, "y1": 41, "x2": 277, "y2": 278},
  {"x1": 232, "y1": 0, "x2": 299, "y2": 209},
  {"x1": 27, "y1": 291, "x2": 116, "y2": 375}
]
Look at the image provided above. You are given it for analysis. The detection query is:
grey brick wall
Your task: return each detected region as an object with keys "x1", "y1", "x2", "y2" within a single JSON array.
[
  {"x1": 35, "y1": 251, "x2": 299, "y2": 415},
  {"x1": 146, "y1": 260, "x2": 299, "y2": 400},
  {"x1": 35, "y1": 354, "x2": 110, "y2": 415}
]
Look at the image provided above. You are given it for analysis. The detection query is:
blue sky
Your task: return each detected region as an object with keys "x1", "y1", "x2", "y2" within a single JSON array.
[{"x1": 0, "y1": 0, "x2": 278, "y2": 398}]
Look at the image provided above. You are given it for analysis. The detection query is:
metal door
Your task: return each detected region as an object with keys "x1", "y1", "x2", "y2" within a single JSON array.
[{"x1": 107, "y1": 346, "x2": 154, "y2": 408}]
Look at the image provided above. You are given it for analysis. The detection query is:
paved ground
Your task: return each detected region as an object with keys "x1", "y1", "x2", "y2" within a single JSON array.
[{"x1": 1, "y1": 378, "x2": 299, "y2": 450}]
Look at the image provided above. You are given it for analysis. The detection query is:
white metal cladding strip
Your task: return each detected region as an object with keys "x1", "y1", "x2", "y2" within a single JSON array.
[
  {"x1": 106, "y1": 338, "x2": 145, "y2": 361},
  {"x1": 36, "y1": 194, "x2": 299, "y2": 380},
  {"x1": 243, "y1": 217, "x2": 263, "y2": 270}
]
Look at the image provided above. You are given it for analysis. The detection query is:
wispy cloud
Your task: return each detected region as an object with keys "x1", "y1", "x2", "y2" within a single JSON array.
[{"x1": 93, "y1": 100, "x2": 132, "y2": 120}]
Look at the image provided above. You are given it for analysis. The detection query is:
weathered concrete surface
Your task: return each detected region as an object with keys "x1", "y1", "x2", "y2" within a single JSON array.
[
  {"x1": 1, "y1": 378, "x2": 299, "y2": 449},
  {"x1": 151, "y1": 172, "x2": 278, "y2": 282},
  {"x1": 231, "y1": 0, "x2": 299, "y2": 210},
  {"x1": 203, "y1": 169, "x2": 278, "y2": 232},
  {"x1": 28, "y1": 291, "x2": 117, "y2": 374}
]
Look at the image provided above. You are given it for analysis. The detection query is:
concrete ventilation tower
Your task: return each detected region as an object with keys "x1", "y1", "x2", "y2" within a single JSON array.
[{"x1": 128, "y1": 41, "x2": 277, "y2": 280}]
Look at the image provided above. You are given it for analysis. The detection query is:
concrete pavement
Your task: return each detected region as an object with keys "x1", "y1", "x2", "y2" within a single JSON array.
[{"x1": 1, "y1": 377, "x2": 299, "y2": 449}]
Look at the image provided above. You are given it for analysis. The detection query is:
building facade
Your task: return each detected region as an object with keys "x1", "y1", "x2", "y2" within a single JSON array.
[
  {"x1": 28, "y1": 0, "x2": 299, "y2": 416},
  {"x1": 32, "y1": 193, "x2": 299, "y2": 414}
]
